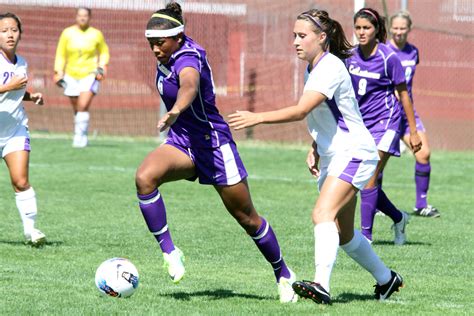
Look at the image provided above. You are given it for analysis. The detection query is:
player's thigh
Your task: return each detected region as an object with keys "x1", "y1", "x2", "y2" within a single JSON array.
[
  {"x1": 365, "y1": 150, "x2": 391, "y2": 188},
  {"x1": 3, "y1": 150, "x2": 30, "y2": 192},
  {"x1": 68, "y1": 96, "x2": 78, "y2": 112},
  {"x1": 77, "y1": 91, "x2": 95, "y2": 111},
  {"x1": 136, "y1": 144, "x2": 196, "y2": 189},
  {"x1": 313, "y1": 175, "x2": 357, "y2": 224}
]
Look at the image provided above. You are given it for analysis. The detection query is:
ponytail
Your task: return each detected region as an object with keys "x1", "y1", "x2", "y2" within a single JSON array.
[
  {"x1": 297, "y1": 9, "x2": 353, "y2": 59},
  {"x1": 354, "y1": 8, "x2": 387, "y2": 43}
]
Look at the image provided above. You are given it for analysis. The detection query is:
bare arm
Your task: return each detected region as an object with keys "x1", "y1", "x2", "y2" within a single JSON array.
[
  {"x1": 396, "y1": 82, "x2": 422, "y2": 153},
  {"x1": 0, "y1": 75, "x2": 28, "y2": 93},
  {"x1": 228, "y1": 91, "x2": 326, "y2": 130},
  {"x1": 157, "y1": 67, "x2": 200, "y2": 132}
]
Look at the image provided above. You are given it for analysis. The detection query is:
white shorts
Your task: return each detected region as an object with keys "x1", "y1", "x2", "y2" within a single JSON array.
[
  {"x1": 318, "y1": 155, "x2": 378, "y2": 191},
  {"x1": 63, "y1": 74, "x2": 100, "y2": 97},
  {"x1": 0, "y1": 125, "x2": 31, "y2": 158}
]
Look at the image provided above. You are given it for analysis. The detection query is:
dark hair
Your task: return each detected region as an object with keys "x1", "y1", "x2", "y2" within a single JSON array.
[
  {"x1": 354, "y1": 8, "x2": 387, "y2": 43},
  {"x1": 147, "y1": 2, "x2": 183, "y2": 31},
  {"x1": 0, "y1": 12, "x2": 22, "y2": 34},
  {"x1": 297, "y1": 9, "x2": 353, "y2": 59},
  {"x1": 77, "y1": 7, "x2": 92, "y2": 16}
]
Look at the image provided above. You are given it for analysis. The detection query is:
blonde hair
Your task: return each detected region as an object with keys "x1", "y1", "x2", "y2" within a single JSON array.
[{"x1": 390, "y1": 10, "x2": 412, "y2": 29}]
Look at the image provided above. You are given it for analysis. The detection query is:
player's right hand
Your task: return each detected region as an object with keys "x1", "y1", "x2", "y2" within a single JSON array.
[
  {"x1": 8, "y1": 75, "x2": 28, "y2": 91},
  {"x1": 53, "y1": 73, "x2": 64, "y2": 86},
  {"x1": 306, "y1": 144, "x2": 320, "y2": 178}
]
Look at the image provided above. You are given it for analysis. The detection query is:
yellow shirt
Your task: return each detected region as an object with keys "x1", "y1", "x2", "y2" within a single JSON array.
[{"x1": 54, "y1": 25, "x2": 110, "y2": 79}]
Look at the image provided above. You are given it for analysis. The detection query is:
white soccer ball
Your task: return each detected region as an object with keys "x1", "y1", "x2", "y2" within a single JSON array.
[{"x1": 95, "y1": 258, "x2": 139, "y2": 298}]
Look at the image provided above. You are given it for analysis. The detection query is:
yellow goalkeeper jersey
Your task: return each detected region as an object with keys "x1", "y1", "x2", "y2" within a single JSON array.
[{"x1": 54, "y1": 25, "x2": 110, "y2": 79}]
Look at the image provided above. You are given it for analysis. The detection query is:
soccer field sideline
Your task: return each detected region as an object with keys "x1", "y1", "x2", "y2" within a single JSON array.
[{"x1": 1, "y1": 137, "x2": 473, "y2": 315}]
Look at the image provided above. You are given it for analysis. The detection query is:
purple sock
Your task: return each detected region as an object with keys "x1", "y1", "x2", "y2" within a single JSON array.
[
  {"x1": 377, "y1": 188, "x2": 403, "y2": 223},
  {"x1": 377, "y1": 172, "x2": 384, "y2": 188},
  {"x1": 361, "y1": 187, "x2": 378, "y2": 241},
  {"x1": 138, "y1": 189, "x2": 175, "y2": 254},
  {"x1": 415, "y1": 162, "x2": 431, "y2": 209},
  {"x1": 251, "y1": 217, "x2": 290, "y2": 282}
]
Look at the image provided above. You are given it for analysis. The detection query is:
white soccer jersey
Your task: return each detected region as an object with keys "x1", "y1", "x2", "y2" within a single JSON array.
[
  {"x1": 304, "y1": 52, "x2": 378, "y2": 160},
  {"x1": 0, "y1": 54, "x2": 28, "y2": 144}
]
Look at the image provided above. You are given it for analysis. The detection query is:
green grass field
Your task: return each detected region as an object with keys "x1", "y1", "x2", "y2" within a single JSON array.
[{"x1": 0, "y1": 136, "x2": 473, "y2": 315}]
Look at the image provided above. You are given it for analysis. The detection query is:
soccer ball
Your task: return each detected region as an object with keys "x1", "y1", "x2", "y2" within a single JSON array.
[{"x1": 95, "y1": 258, "x2": 139, "y2": 298}]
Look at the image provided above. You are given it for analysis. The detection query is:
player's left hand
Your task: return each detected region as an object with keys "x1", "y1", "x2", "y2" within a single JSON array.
[
  {"x1": 95, "y1": 67, "x2": 106, "y2": 81},
  {"x1": 410, "y1": 132, "x2": 422, "y2": 153},
  {"x1": 228, "y1": 111, "x2": 262, "y2": 130},
  {"x1": 157, "y1": 110, "x2": 180, "y2": 132},
  {"x1": 30, "y1": 93, "x2": 44, "y2": 106}
]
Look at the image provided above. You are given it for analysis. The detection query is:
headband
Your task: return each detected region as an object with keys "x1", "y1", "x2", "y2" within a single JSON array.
[
  {"x1": 151, "y1": 13, "x2": 183, "y2": 26},
  {"x1": 362, "y1": 9, "x2": 378, "y2": 23},
  {"x1": 145, "y1": 25, "x2": 184, "y2": 38},
  {"x1": 302, "y1": 14, "x2": 324, "y2": 31}
]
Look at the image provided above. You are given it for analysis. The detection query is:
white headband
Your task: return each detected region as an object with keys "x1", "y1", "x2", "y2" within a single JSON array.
[{"x1": 145, "y1": 26, "x2": 184, "y2": 38}]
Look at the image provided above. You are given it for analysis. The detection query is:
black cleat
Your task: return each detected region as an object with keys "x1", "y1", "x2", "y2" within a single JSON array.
[
  {"x1": 292, "y1": 280, "x2": 331, "y2": 305},
  {"x1": 374, "y1": 271, "x2": 404, "y2": 301},
  {"x1": 414, "y1": 205, "x2": 440, "y2": 218}
]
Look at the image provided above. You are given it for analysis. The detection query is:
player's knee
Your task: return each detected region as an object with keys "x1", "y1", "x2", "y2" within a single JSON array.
[
  {"x1": 12, "y1": 179, "x2": 30, "y2": 192},
  {"x1": 135, "y1": 169, "x2": 158, "y2": 193},
  {"x1": 312, "y1": 206, "x2": 335, "y2": 225}
]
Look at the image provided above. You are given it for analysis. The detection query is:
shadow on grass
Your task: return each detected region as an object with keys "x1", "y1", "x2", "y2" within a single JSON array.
[
  {"x1": 333, "y1": 292, "x2": 375, "y2": 303},
  {"x1": 160, "y1": 288, "x2": 271, "y2": 301},
  {"x1": 372, "y1": 240, "x2": 432, "y2": 246},
  {"x1": 0, "y1": 239, "x2": 64, "y2": 247}
]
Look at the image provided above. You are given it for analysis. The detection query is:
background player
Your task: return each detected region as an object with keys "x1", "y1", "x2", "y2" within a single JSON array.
[
  {"x1": 389, "y1": 11, "x2": 440, "y2": 218},
  {"x1": 0, "y1": 12, "x2": 46, "y2": 245},
  {"x1": 54, "y1": 7, "x2": 109, "y2": 148},
  {"x1": 229, "y1": 9, "x2": 403, "y2": 305},
  {"x1": 346, "y1": 8, "x2": 422, "y2": 244},
  {"x1": 135, "y1": 3, "x2": 297, "y2": 303}
]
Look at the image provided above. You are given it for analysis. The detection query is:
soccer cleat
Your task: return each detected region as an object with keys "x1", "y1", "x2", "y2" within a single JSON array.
[
  {"x1": 374, "y1": 270, "x2": 404, "y2": 301},
  {"x1": 162, "y1": 247, "x2": 185, "y2": 284},
  {"x1": 292, "y1": 280, "x2": 331, "y2": 305},
  {"x1": 392, "y1": 211, "x2": 409, "y2": 245},
  {"x1": 278, "y1": 268, "x2": 298, "y2": 303},
  {"x1": 414, "y1": 205, "x2": 440, "y2": 218},
  {"x1": 72, "y1": 135, "x2": 88, "y2": 148},
  {"x1": 25, "y1": 229, "x2": 46, "y2": 247}
]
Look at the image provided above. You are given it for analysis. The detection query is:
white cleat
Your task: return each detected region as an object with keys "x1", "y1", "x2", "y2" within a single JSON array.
[
  {"x1": 163, "y1": 247, "x2": 185, "y2": 284},
  {"x1": 392, "y1": 212, "x2": 410, "y2": 245},
  {"x1": 72, "y1": 135, "x2": 88, "y2": 148},
  {"x1": 278, "y1": 268, "x2": 298, "y2": 303},
  {"x1": 25, "y1": 229, "x2": 46, "y2": 247}
]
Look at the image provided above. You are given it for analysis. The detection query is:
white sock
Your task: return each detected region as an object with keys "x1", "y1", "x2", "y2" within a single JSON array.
[
  {"x1": 314, "y1": 221, "x2": 339, "y2": 292},
  {"x1": 15, "y1": 187, "x2": 38, "y2": 236},
  {"x1": 340, "y1": 230, "x2": 392, "y2": 285},
  {"x1": 74, "y1": 111, "x2": 90, "y2": 137}
]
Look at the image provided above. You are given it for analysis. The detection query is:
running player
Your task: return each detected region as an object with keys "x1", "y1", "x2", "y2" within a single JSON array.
[
  {"x1": 229, "y1": 9, "x2": 403, "y2": 305},
  {"x1": 136, "y1": 3, "x2": 297, "y2": 303},
  {"x1": 54, "y1": 7, "x2": 109, "y2": 148},
  {"x1": 389, "y1": 11, "x2": 439, "y2": 217},
  {"x1": 0, "y1": 12, "x2": 46, "y2": 245},
  {"x1": 346, "y1": 8, "x2": 422, "y2": 244}
]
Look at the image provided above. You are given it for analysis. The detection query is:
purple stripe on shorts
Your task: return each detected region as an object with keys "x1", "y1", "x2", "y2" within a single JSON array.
[
  {"x1": 24, "y1": 138, "x2": 31, "y2": 152},
  {"x1": 326, "y1": 98, "x2": 349, "y2": 132},
  {"x1": 338, "y1": 158, "x2": 362, "y2": 184}
]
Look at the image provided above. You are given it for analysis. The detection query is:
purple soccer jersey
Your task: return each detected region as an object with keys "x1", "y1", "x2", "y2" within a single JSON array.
[
  {"x1": 345, "y1": 43, "x2": 406, "y2": 133},
  {"x1": 389, "y1": 41, "x2": 419, "y2": 101},
  {"x1": 156, "y1": 35, "x2": 233, "y2": 148}
]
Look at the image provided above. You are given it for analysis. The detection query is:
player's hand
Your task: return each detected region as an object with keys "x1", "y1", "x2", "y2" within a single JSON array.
[
  {"x1": 157, "y1": 110, "x2": 180, "y2": 132},
  {"x1": 95, "y1": 67, "x2": 106, "y2": 81},
  {"x1": 30, "y1": 92, "x2": 44, "y2": 106},
  {"x1": 228, "y1": 111, "x2": 263, "y2": 130},
  {"x1": 306, "y1": 145, "x2": 320, "y2": 178},
  {"x1": 409, "y1": 132, "x2": 422, "y2": 153},
  {"x1": 54, "y1": 73, "x2": 64, "y2": 87},
  {"x1": 7, "y1": 75, "x2": 28, "y2": 91}
]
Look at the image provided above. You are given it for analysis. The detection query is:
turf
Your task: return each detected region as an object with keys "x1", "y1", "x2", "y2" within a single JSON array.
[{"x1": 0, "y1": 136, "x2": 473, "y2": 315}]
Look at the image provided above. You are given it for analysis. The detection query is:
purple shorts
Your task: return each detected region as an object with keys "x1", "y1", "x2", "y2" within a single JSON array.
[
  {"x1": 371, "y1": 129, "x2": 401, "y2": 157},
  {"x1": 164, "y1": 140, "x2": 248, "y2": 186},
  {"x1": 400, "y1": 108, "x2": 426, "y2": 135}
]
